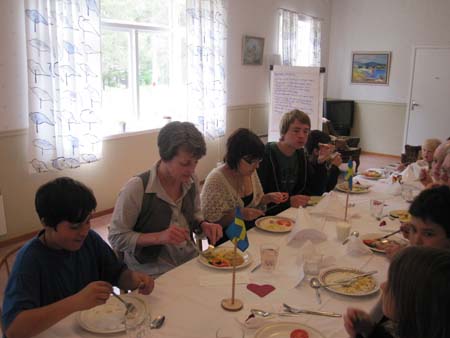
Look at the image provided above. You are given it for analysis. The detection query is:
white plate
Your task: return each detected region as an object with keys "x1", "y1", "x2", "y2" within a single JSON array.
[
  {"x1": 336, "y1": 182, "x2": 370, "y2": 194},
  {"x1": 319, "y1": 267, "x2": 380, "y2": 297},
  {"x1": 77, "y1": 294, "x2": 148, "y2": 333},
  {"x1": 255, "y1": 216, "x2": 294, "y2": 233},
  {"x1": 360, "y1": 169, "x2": 383, "y2": 180},
  {"x1": 255, "y1": 322, "x2": 325, "y2": 338},
  {"x1": 360, "y1": 232, "x2": 408, "y2": 254},
  {"x1": 198, "y1": 247, "x2": 252, "y2": 270}
]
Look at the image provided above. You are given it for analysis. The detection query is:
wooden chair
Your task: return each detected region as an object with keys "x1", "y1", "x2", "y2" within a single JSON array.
[{"x1": 0, "y1": 244, "x2": 23, "y2": 333}]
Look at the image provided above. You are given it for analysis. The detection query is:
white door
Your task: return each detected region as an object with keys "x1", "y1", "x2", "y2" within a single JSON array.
[{"x1": 404, "y1": 47, "x2": 450, "y2": 146}]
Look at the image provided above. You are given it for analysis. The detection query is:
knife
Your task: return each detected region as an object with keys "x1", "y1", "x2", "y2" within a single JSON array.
[
  {"x1": 283, "y1": 304, "x2": 341, "y2": 317},
  {"x1": 332, "y1": 270, "x2": 378, "y2": 285},
  {"x1": 250, "y1": 263, "x2": 261, "y2": 273}
]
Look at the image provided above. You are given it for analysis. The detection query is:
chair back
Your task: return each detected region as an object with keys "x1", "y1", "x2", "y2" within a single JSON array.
[{"x1": 0, "y1": 244, "x2": 23, "y2": 333}]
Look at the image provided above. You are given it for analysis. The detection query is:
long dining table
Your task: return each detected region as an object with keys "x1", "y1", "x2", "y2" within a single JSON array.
[{"x1": 36, "y1": 176, "x2": 412, "y2": 338}]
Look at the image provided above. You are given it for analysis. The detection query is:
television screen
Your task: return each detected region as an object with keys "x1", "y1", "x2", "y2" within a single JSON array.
[{"x1": 324, "y1": 100, "x2": 354, "y2": 129}]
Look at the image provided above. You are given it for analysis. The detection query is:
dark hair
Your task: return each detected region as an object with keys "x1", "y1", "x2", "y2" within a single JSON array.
[
  {"x1": 409, "y1": 185, "x2": 450, "y2": 237},
  {"x1": 388, "y1": 246, "x2": 450, "y2": 338},
  {"x1": 224, "y1": 128, "x2": 264, "y2": 170},
  {"x1": 279, "y1": 109, "x2": 311, "y2": 136},
  {"x1": 35, "y1": 177, "x2": 97, "y2": 228},
  {"x1": 158, "y1": 121, "x2": 206, "y2": 161},
  {"x1": 305, "y1": 130, "x2": 331, "y2": 154}
]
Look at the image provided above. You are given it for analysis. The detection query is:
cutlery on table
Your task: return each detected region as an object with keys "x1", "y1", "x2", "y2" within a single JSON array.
[
  {"x1": 150, "y1": 315, "x2": 165, "y2": 329},
  {"x1": 373, "y1": 229, "x2": 402, "y2": 242},
  {"x1": 322, "y1": 270, "x2": 378, "y2": 287},
  {"x1": 250, "y1": 309, "x2": 299, "y2": 317},
  {"x1": 250, "y1": 263, "x2": 261, "y2": 273},
  {"x1": 309, "y1": 278, "x2": 322, "y2": 304},
  {"x1": 111, "y1": 291, "x2": 137, "y2": 314},
  {"x1": 282, "y1": 303, "x2": 342, "y2": 317}
]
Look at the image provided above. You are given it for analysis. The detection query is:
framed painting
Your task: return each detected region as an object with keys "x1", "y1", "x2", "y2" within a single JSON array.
[
  {"x1": 351, "y1": 52, "x2": 391, "y2": 85},
  {"x1": 242, "y1": 35, "x2": 264, "y2": 65}
]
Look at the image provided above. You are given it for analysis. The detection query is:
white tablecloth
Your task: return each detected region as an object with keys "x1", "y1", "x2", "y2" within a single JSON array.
[{"x1": 36, "y1": 180, "x2": 411, "y2": 338}]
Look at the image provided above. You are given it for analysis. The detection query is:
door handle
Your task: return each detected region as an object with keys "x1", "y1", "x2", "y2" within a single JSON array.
[{"x1": 411, "y1": 101, "x2": 419, "y2": 110}]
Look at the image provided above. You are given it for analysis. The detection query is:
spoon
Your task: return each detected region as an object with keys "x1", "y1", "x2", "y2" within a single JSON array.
[
  {"x1": 250, "y1": 309, "x2": 295, "y2": 317},
  {"x1": 342, "y1": 231, "x2": 359, "y2": 245},
  {"x1": 310, "y1": 278, "x2": 322, "y2": 304},
  {"x1": 150, "y1": 315, "x2": 165, "y2": 329}
]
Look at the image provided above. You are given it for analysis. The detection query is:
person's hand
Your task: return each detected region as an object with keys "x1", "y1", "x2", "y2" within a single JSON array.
[
  {"x1": 262, "y1": 192, "x2": 289, "y2": 205},
  {"x1": 330, "y1": 152, "x2": 343, "y2": 167},
  {"x1": 419, "y1": 168, "x2": 433, "y2": 187},
  {"x1": 290, "y1": 195, "x2": 310, "y2": 208},
  {"x1": 158, "y1": 224, "x2": 190, "y2": 245},
  {"x1": 241, "y1": 207, "x2": 265, "y2": 221},
  {"x1": 73, "y1": 281, "x2": 112, "y2": 311},
  {"x1": 132, "y1": 271, "x2": 155, "y2": 295},
  {"x1": 318, "y1": 143, "x2": 334, "y2": 163},
  {"x1": 343, "y1": 307, "x2": 374, "y2": 338},
  {"x1": 200, "y1": 221, "x2": 223, "y2": 245}
]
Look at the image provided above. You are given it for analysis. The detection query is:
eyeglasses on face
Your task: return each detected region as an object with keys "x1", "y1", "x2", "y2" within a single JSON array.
[{"x1": 242, "y1": 156, "x2": 262, "y2": 165}]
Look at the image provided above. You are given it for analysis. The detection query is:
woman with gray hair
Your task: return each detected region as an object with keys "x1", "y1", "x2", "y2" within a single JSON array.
[{"x1": 108, "y1": 121, "x2": 223, "y2": 278}]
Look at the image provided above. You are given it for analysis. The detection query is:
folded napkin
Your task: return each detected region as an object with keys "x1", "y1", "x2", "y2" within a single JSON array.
[
  {"x1": 346, "y1": 236, "x2": 373, "y2": 256},
  {"x1": 286, "y1": 208, "x2": 327, "y2": 246},
  {"x1": 310, "y1": 191, "x2": 357, "y2": 219},
  {"x1": 400, "y1": 164, "x2": 426, "y2": 189}
]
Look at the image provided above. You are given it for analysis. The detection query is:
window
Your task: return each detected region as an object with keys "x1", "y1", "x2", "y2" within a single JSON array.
[
  {"x1": 278, "y1": 9, "x2": 321, "y2": 67},
  {"x1": 101, "y1": 0, "x2": 187, "y2": 135}
]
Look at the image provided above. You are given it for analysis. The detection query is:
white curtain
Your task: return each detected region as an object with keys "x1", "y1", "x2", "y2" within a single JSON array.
[
  {"x1": 186, "y1": 0, "x2": 227, "y2": 139},
  {"x1": 279, "y1": 8, "x2": 298, "y2": 66},
  {"x1": 25, "y1": 0, "x2": 102, "y2": 173},
  {"x1": 279, "y1": 8, "x2": 321, "y2": 67}
]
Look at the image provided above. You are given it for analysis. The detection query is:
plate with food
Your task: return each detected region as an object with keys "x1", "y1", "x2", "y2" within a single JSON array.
[
  {"x1": 319, "y1": 267, "x2": 379, "y2": 297},
  {"x1": 361, "y1": 233, "x2": 408, "y2": 254},
  {"x1": 307, "y1": 196, "x2": 324, "y2": 206},
  {"x1": 255, "y1": 216, "x2": 294, "y2": 232},
  {"x1": 389, "y1": 210, "x2": 411, "y2": 223},
  {"x1": 77, "y1": 294, "x2": 148, "y2": 333},
  {"x1": 255, "y1": 322, "x2": 325, "y2": 338},
  {"x1": 198, "y1": 247, "x2": 252, "y2": 270},
  {"x1": 336, "y1": 182, "x2": 370, "y2": 194},
  {"x1": 360, "y1": 169, "x2": 383, "y2": 180}
]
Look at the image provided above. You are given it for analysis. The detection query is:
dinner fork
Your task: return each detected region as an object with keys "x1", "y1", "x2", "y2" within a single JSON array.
[{"x1": 111, "y1": 291, "x2": 137, "y2": 314}]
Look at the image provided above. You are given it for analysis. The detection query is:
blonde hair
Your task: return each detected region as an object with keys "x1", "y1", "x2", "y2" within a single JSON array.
[
  {"x1": 422, "y1": 138, "x2": 441, "y2": 153},
  {"x1": 279, "y1": 109, "x2": 311, "y2": 136}
]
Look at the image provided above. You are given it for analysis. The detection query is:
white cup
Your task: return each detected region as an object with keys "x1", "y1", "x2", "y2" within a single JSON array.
[{"x1": 336, "y1": 221, "x2": 351, "y2": 241}]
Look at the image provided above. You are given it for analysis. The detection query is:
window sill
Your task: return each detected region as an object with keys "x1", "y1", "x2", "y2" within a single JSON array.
[{"x1": 103, "y1": 127, "x2": 161, "y2": 141}]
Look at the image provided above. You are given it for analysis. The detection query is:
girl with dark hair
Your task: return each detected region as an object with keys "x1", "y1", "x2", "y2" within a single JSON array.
[
  {"x1": 344, "y1": 246, "x2": 450, "y2": 338},
  {"x1": 201, "y1": 128, "x2": 287, "y2": 235}
]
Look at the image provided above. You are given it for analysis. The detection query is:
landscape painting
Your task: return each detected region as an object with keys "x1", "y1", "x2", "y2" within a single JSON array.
[{"x1": 351, "y1": 52, "x2": 391, "y2": 85}]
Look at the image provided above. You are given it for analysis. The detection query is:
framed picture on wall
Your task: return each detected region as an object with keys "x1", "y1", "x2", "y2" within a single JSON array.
[
  {"x1": 351, "y1": 51, "x2": 391, "y2": 85},
  {"x1": 242, "y1": 35, "x2": 265, "y2": 65}
]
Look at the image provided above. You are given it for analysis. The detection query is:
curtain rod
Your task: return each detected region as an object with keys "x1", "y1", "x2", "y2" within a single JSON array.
[{"x1": 278, "y1": 7, "x2": 324, "y2": 21}]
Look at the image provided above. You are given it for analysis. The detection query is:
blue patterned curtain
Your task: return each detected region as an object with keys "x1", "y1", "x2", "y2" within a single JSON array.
[
  {"x1": 25, "y1": 0, "x2": 102, "y2": 173},
  {"x1": 186, "y1": 0, "x2": 227, "y2": 139}
]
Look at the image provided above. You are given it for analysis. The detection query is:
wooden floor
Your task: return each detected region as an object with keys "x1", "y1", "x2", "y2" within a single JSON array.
[{"x1": 0, "y1": 152, "x2": 399, "y2": 304}]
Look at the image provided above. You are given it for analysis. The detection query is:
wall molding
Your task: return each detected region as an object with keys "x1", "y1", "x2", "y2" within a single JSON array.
[
  {"x1": 355, "y1": 100, "x2": 406, "y2": 108},
  {"x1": 0, "y1": 128, "x2": 27, "y2": 139}
]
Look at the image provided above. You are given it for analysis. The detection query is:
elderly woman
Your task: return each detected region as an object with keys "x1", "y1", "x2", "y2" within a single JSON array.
[
  {"x1": 420, "y1": 141, "x2": 450, "y2": 187},
  {"x1": 108, "y1": 122, "x2": 223, "y2": 278},
  {"x1": 201, "y1": 128, "x2": 287, "y2": 236}
]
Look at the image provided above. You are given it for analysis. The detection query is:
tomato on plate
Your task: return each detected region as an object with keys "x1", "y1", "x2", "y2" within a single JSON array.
[
  {"x1": 276, "y1": 219, "x2": 292, "y2": 227},
  {"x1": 290, "y1": 328, "x2": 309, "y2": 338},
  {"x1": 208, "y1": 258, "x2": 230, "y2": 267}
]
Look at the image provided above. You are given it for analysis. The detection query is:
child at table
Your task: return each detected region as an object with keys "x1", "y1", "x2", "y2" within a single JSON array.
[
  {"x1": 344, "y1": 246, "x2": 450, "y2": 338},
  {"x1": 385, "y1": 185, "x2": 450, "y2": 259},
  {"x1": 2, "y1": 177, "x2": 154, "y2": 338}
]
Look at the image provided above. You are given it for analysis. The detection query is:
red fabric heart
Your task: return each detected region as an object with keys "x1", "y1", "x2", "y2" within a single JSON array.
[{"x1": 246, "y1": 283, "x2": 276, "y2": 297}]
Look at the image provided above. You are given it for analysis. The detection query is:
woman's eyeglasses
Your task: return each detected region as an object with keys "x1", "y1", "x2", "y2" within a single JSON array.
[{"x1": 242, "y1": 157, "x2": 262, "y2": 165}]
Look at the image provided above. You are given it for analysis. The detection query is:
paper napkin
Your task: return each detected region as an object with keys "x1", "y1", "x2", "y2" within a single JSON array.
[
  {"x1": 311, "y1": 191, "x2": 357, "y2": 219},
  {"x1": 346, "y1": 236, "x2": 373, "y2": 256}
]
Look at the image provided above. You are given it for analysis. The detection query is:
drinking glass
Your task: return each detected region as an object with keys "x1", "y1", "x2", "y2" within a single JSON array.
[
  {"x1": 124, "y1": 308, "x2": 150, "y2": 338},
  {"x1": 401, "y1": 185, "x2": 414, "y2": 202},
  {"x1": 370, "y1": 199, "x2": 384, "y2": 220},
  {"x1": 260, "y1": 243, "x2": 279, "y2": 272},
  {"x1": 336, "y1": 221, "x2": 351, "y2": 241},
  {"x1": 303, "y1": 252, "x2": 323, "y2": 276}
]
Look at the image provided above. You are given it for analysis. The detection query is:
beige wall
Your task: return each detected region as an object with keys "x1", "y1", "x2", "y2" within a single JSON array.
[
  {"x1": 0, "y1": 105, "x2": 267, "y2": 241},
  {"x1": 352, "y1": 101, "x2": 407, "y2": 156}
]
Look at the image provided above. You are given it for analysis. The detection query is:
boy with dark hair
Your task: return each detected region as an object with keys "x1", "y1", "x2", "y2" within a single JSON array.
[{"x1": 2, "y1": 177, "x2": 154, "y2": 338}]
